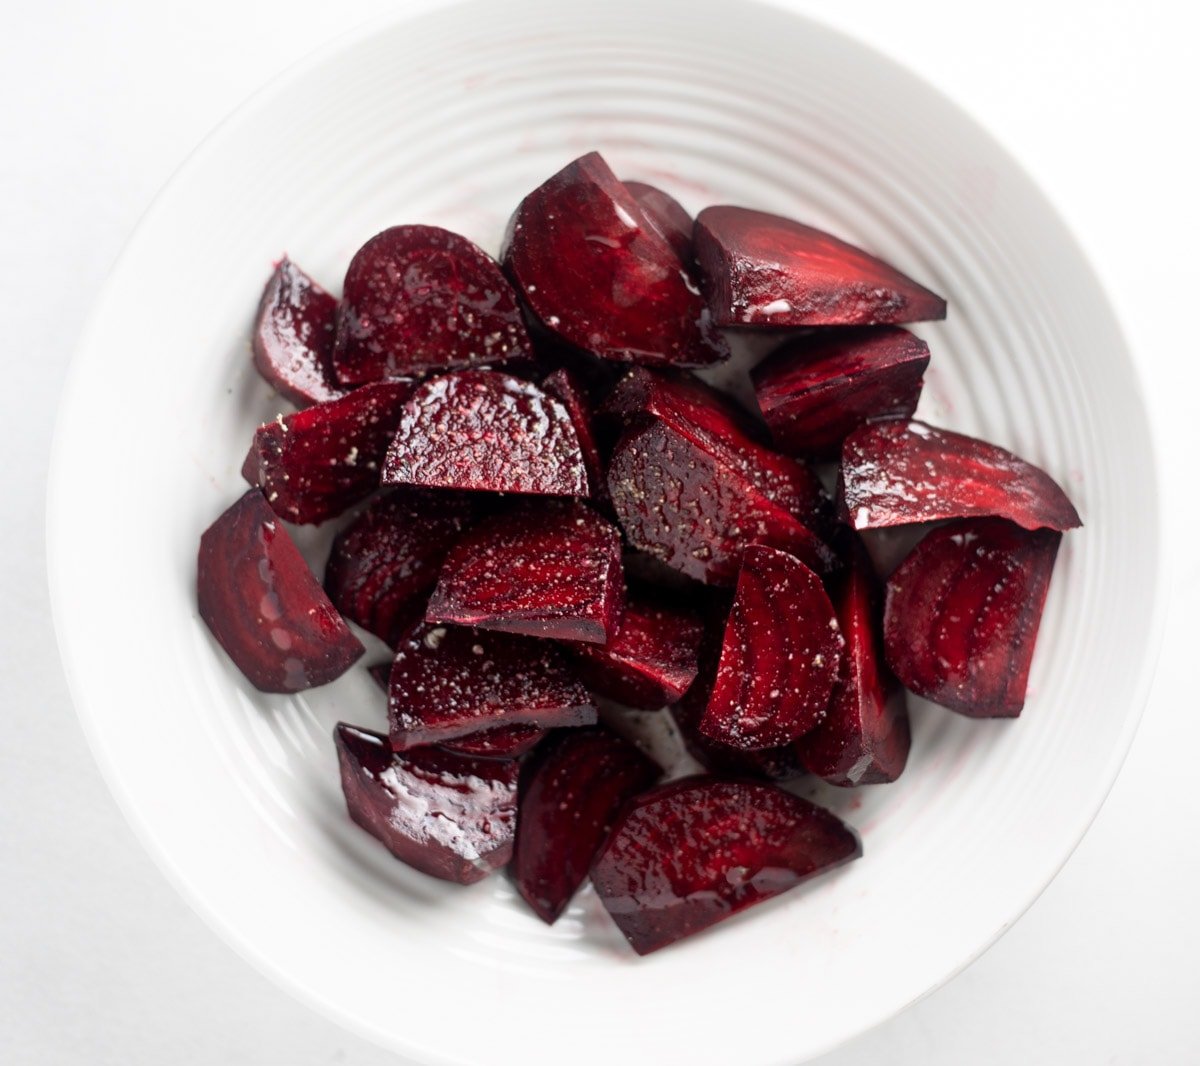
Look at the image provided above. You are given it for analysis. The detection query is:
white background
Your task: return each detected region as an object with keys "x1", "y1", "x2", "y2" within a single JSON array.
[{"x1": 2, "y1": 0, "x2": 1197, "y2": 1062}]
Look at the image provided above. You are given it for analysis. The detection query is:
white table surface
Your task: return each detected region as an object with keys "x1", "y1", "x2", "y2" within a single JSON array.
[{"x1": 3, "y1": 0, "x2": 1197, "y2": 1062}]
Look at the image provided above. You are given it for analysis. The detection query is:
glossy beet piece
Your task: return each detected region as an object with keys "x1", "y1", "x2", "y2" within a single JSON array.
[
  {"x1": 382, "y1": 370, "x2": 587, "y2": 497},
  {"x1": 568, "y1": 593, "x2": 703, "y2": 709},
  {"x1": 752, "y1": 327, "x2": 930, "y2": 457},
  {"x1": 512, "y1": 728, "x2": 660, "y2": 923},
  {"x1": 796, "y1": 540, "x2": 910, "y2": 785},
  {"x1": 541, "y1": 368, "x2": 605, "y2": 498},
  {"x1": 694, "y1": 205, "x2": 947, "y2": 327},
  {"x1": 840, "y1": 420, "x2": 1082, "y2": 533},
  {"x1": 252, "y1": 258, "x2": 345, "y2": 407},
  {"x1": 197, "y1": 490, "x2": 364, "y2": 692},
  {"x1": 591, "y1": 777, "x2": 861, "y2": 954},
  {"x1": 702, "y1": 545, "x2": 842, "y2": 749},
  {"x1": 427, "y1": 502, "x2": 623, "y2": 644},
  {"x1": 242, "y1": 380, "x2": 414, "y2": 525},
  {"x1": 332, "y1": 225, "x2": 530, "y2": 385},
  {"x1": 325, "y1": 489, "x2": 477, "y2": 647},
  {"x1": 388, "y1": 623, "x2": 596, "y2": 749},
  {"x1": 608, "y1": 419, "x2": 835, "y2": 586},
  {"x1": 624, "y1": 180, "x2": 693, "y2": 263},
  {"x1": 334, "y1": 723, "x2": 518, "y2": 884},
  {"x1": 502, "y1": 152, "x2": 728, "y2": 367},
  {"x1": 883, "y1": 518, "x2": 1062, "y2": 717}
]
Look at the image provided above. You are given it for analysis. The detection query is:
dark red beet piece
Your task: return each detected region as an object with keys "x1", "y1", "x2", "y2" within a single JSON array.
[
  {"x1": 512, "y1": 727, "x2": 659, "y2": 924},
  {"x1": 541, "y1": 368, "x2": 605, "y2": 499},
  {"x1": 387, "y1": 622, "x2": 596, "y2": 749},
  {"x1": 840, "y1": 420, "x2": 1082, "y2": 533},
  {"x1": 502, "y1": 152, "x2": 728, "y2": 367},
  {"x1": 334, "y1": 723, "x2": 518, "y2": 884},
  {"x1": 694, "y1": 205, "x2": 947, "y2": 327},
  {"x1": 624, "y1": 180, "x2": 693, "y2": 263},
  {"x1": 796, "y1": 539, "x2": 910, "y2": 785},
  {"x1": 427, "y1": 502, "x2": 623, "y2": 644},
  {"x1": 591, "y1": 777, "x2": 861, "y2": 954},
  {"x1": 242, "y1": 380, "x2": 415, "y2": 525},
  {"x1": 382, "y1": 370, "x2": 587, "y2": 497},
  {"x1": 332, "y1": 225, "x2": 530, "y2": 385},
  {"x1": 752, "y1": 327, "x2": 930, "y2": 458},
  {"x1": 883, "y1": 518, "x2": 1062, "y2": 717},
  {"x1": 568, "y1": 593, "x2": 703, "y2": 709},
  {"x1": 701, "y1": 545, "x2": 842, "y2": 749},
  {"x1": 197, "y1": 490, "x2": 364, "y2": 692},
  {"x1": 324, "y1": 489, "x2": 478, "y2": 647},
  {"x1": 608, "y1": 419, "x2": 836, "y2": 586},
  {"x1": 252, "y1": 258, "x2": 345, "y2": 407}
]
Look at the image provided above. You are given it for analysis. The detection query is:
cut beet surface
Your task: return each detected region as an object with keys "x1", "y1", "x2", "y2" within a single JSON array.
[
  {"x1": 623, "y1": 180, "x2": 694, "y2": 264},
  {"x1": 796, "y1": 538, "x2": 910, "y2": 785},
  {"x1": 243, "y1": 380, "x2": 415, "y2": 525},
  {"x1": 694, "y1": 205, "x2": 947, "y2": 327},
  {"x1": 332, "y1": 225, "x2": 530, "y2": 385},
  {"x1": 702, "y1": 545, "x2": 842, "y2": 750},
  {"x1": 334, "y1": 723, "x2": 518, "y2": 884},
  {"x1": 252, "y1": 258, "x2": 345, "y2": 407},
  {"x1": 387, "y1": 622, "x2": 596, "y2": 749},
  {"x1": 568, "y1": 592, "x2": 704, "y2": 709},
  {"x1": 502, "y1": 152, "x2": 729, "y2": 367},
  {"x1": 883, "y1": 517, "x2": 1062, "y2": 717},
  {"x1": 427, "y1": 502, "x2": 624, "y2": 644},
  {"x1": 591, "y1": 777, "x2": 861, "y2": 954},
  {"x1": 325, "y1": 489, "x2": 478, "y2": 647},
  {"x1": 198, "y1": 490, "x2": 364, "y2": 692},
  {"x1": 752, "y1": 327, "x2": 931, "y2": 458},
  {"x1": 541, "y1": 367, "x2": 606, "y2": 500},
  {"x1": 512, "y1": 727, "x2": 660, "y2": 924},
  {"x1": 382, "y1": 370, "x2": 587, "y2": 497},
  {"x1": 840, "y1": 420, "x2": 1082, "y2": 533}
]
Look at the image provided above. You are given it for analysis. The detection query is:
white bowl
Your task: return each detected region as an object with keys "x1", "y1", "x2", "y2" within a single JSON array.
[{"x1": 47, "y1": 1, "x2": 1164, "y2": 1063}]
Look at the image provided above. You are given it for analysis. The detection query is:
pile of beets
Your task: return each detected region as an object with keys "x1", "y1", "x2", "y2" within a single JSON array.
[{"x1": 197, "y1": 152, "x2": 1080, "y2": 955}]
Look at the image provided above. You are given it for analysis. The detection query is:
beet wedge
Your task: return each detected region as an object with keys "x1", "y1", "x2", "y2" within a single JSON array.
[
  {"x1": 541, "y1": 367, "x2": 606, "y2": 500},
  {"x1": 883, "y1": 518, "x2": 1062, "y2": 717},
  {"x1": 242, "y1": 380, "x2": 415, "y2": 525},
  {"x1": 796, "y1": 538, "x2": 910, "y2": 785},
  {"x1": 387, "y1": 622, "x2": 596, "y2": 749},
  {"x1": 198, "y1": 490, "x2": 364, "y2": 692},
  {"x1": 427, "y1": 502, "x2": 624, "y2": 644},
  {"x1": 383, "y1": 370, "x2": 587, "y2": 497},
  {"x1": 502, "y1": 152, "x2": 728, "y2": 367},
  {"x1": 591, "y1": 777, "x2": 861, "y2": 954},
  {"x1": 512, "y1": 727, "x2": 659, "y2": 924},
  {"x1": 252, "y1": 258, "x2": 345, "y2": 407},
  {"x1": 702, "y1": 545, "x2": 842, "y2": 750},
  {"x1": 694, "y1": 205, "x2": 947, "y2": 327},
  {"x1": 325, "y1": 489, "x2": 478, "y2": 647},
  {"x1": 334, "y1": 723, "x2": 518, "y2": 884},
  {"x1": 332, "y1": 225, "x2": 530, "y2": 385},
  {"x1": 752, "y1": 327, "x2": 930, "y2": 458},
  {"x1": 623, "y1": 180, "x2": 693, "y2": 264},
  {"x1": 840, "y1": 420, "x2": 1082, "y2": 533},
  {"x1": 568, "y1": 592, "x2": 704, "y2": 709}
]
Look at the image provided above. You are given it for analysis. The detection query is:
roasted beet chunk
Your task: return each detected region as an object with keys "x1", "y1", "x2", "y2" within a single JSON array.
[
  {"x1": 541, "y1": 368, "x2": 606, "y2": 499},
  {"x1": 502, "y1": 152, "x2": 728, "y2": 367},
  {"x1": 324, "y1": 489, "x2": 478, "y2": 647},
  {"x1": 513, "y1": 727, "x2": 659, "y2": 924},
  {"x1": 383, "y1": 370, "x2": 587, "y2": 497},
  {"x1": 752, "y1": 327, "x2": 930, "y2": 457},
  {"x1": 796, "y1": 539, "x2": 910, "y2": 785},
  {"x1": 242, "y1": 380, "x2": 414, "y2": 524},
  {"x1": 623, "y1": 180, "x2": 694, "y2": 263},
  {"x1": 591, "y1": 777, "x2": 861, "y2": 954},
  {"x1": 252, "y1": 258, "x2": 345, "y2": 407},
  {"x1": 334, "y1": 723, "x2": 518, "y2": 884},
  {"x1": 332, "y1": 225, "x2": 530, "y2": 385},
  {"x1": 694, "y1": 205, "x2": 947, "y2": 327},
  {"x1": 840, "y1": 420, "x2": 1082, "y2": 532},
  {"x1": 883, "y1": 518, "x2": 1062, "y2": 717},
  {"x1": 388, "y1": 623, "x2": 596, "y2": 749},
  {"x1": 197, "y1": 490, "x2": 364, "y2": 692},
  {"x1": 427, "y1": 502, "x2": 624, "y2": 644},
  {"x1": 701, "y1": 545, "x2": 842, "y2": 749}
]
